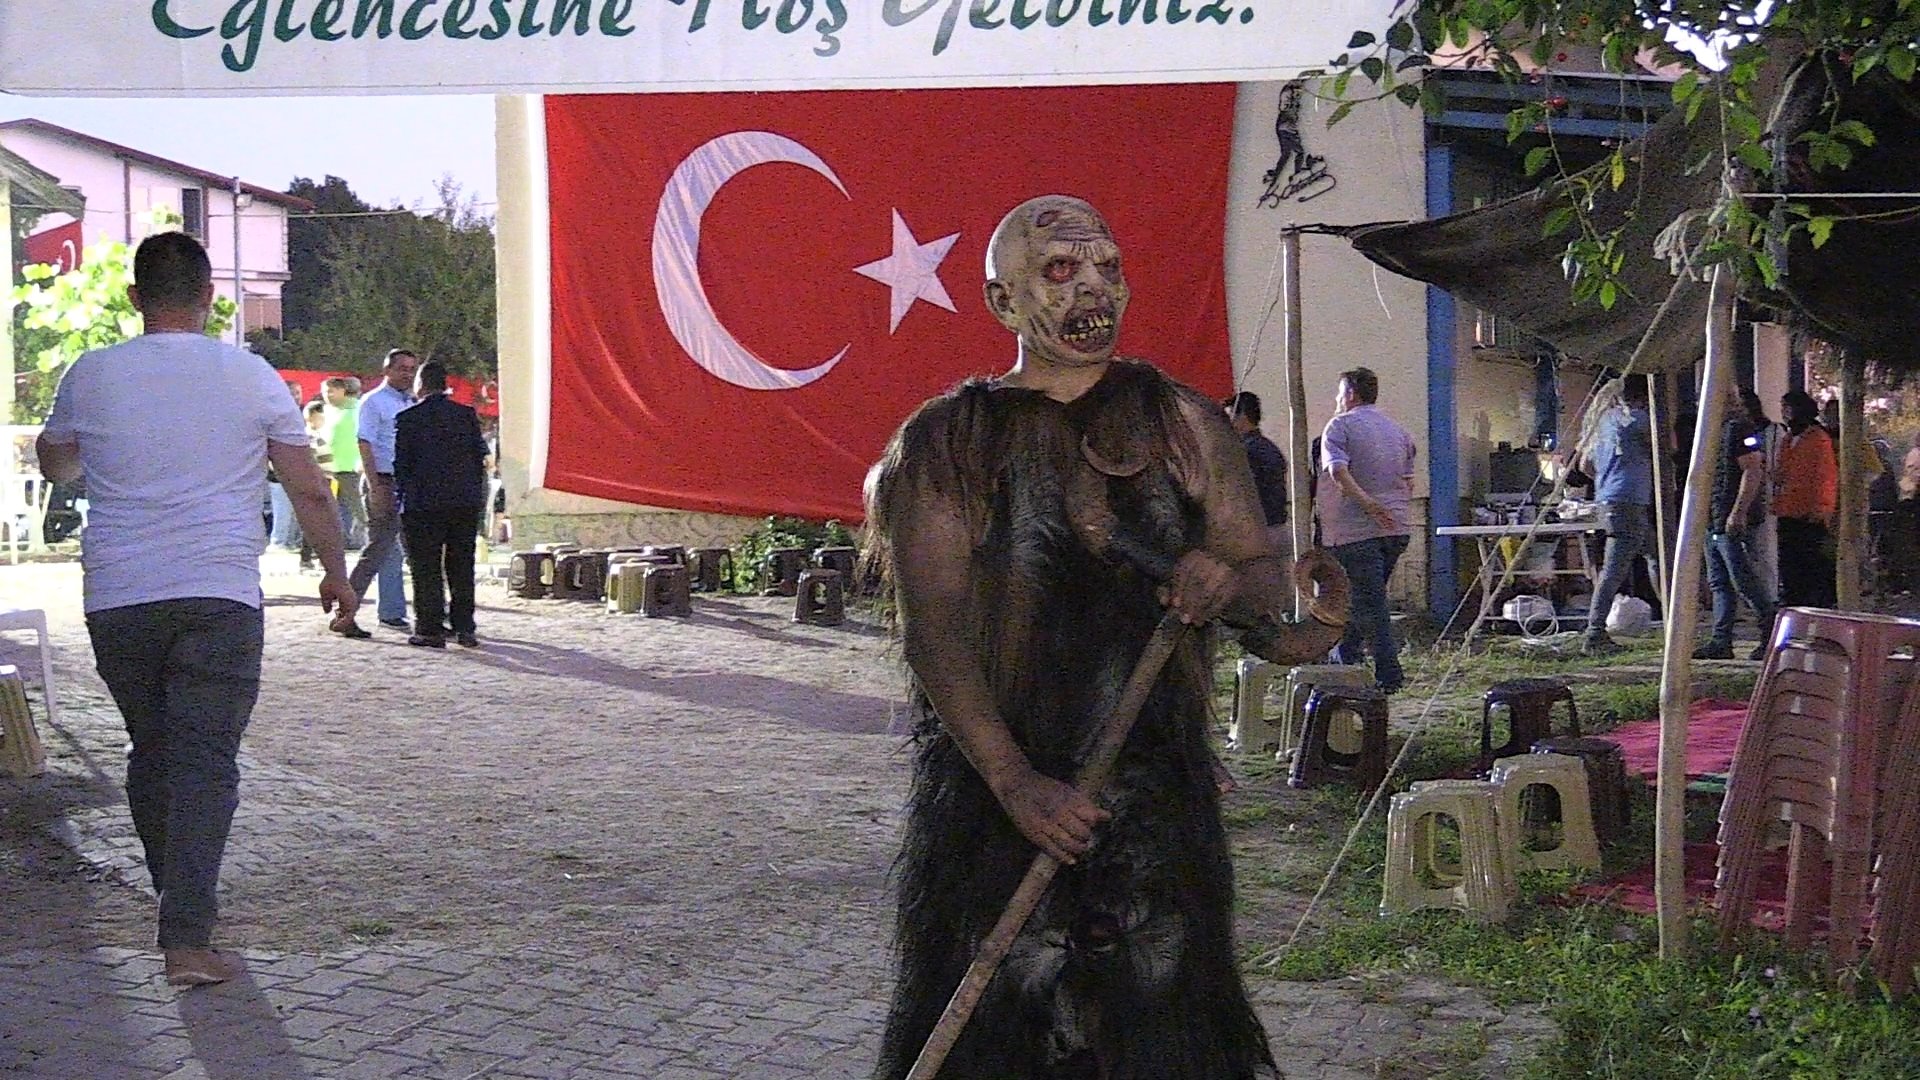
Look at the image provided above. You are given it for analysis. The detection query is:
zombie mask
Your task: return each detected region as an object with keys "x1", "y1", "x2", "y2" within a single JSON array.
[{"x1": 985, "y1": 196, "x2": 1131, "y2": 368}]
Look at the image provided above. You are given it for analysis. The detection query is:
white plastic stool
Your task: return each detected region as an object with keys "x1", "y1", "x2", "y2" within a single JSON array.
[
  {"x1": 0, "y1": 665, "x2": 47, "y2": 777},
  {"x1": 0, "y1": 608, "x2": 57, "y2": 726},
  {"x1": 1229, "y1": 658, "x2": 1283, "y2": 754},
  {"x1": 1381, "y1": 779, "x2": 1516, "y2": 922},
  {"x1": 1490, "y1": 752, "x2": 1602, "y2": 873}
]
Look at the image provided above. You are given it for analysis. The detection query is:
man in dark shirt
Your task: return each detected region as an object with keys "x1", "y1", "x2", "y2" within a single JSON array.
[
  {"x1": 394, "y1": 361, "x2": 491, "y2": 649},
  {"x1": 1695, "y1": 385, "x2": 1776, "y2": 661},
  {"x1": 1225, "y1": 391, "x2": 1291, "y2": 554}
]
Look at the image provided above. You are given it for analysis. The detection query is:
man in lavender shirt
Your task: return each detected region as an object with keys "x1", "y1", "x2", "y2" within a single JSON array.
[{"x1": 1318, "y1": 367, "x2": 1417, "y2": 693}]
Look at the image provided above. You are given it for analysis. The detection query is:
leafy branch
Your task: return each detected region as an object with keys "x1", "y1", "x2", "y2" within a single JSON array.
[{"x1": 1319, "y1": 0, "x2": 1920, "y2": 307}]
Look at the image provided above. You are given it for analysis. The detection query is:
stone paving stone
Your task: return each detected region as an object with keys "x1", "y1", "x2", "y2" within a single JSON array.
[{"x1": 4, "y1": 584, "x2": 1565, "y2": 1080}]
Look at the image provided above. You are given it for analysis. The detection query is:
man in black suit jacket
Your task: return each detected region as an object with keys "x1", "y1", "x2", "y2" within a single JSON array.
[{"x1": 394, "y1": 361, "x2": 491, "y2": 648}]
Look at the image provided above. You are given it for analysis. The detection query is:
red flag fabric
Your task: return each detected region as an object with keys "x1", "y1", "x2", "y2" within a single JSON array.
[
  {"x1": 23, "y1": 221, "x2": 82, "y2": 274},
  {"x1": 269, "y1": 370, "x2": 499, "y2": 418},
  {"x1": 543, "y1": 86, "x2": 1236, "y2": 523}
]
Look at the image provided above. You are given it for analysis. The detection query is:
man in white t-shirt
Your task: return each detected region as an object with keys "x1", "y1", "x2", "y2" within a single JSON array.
[{"x1": 36, "y1": 231, "x2": 356, "y2": 988}]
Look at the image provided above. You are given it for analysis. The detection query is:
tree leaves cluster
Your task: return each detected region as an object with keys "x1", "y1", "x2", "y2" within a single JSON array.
[
  {"x1": 10, "y1": 209, "x2": 236, "y2": 422},
  {"x1": 258, "y1": 175, "x2": 496, "y2": 380},
  {"x1": 1326, "y1": 0, "x2": 1920, "y2": 307}
]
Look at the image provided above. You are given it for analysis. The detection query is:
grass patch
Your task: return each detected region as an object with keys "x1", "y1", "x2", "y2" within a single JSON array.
[
  {"x1": 1229, "y1": 659, "x2": 1917, "y2": 1080},
  {"x1": 1264, "y1": 901, "x2": 1920, "y2": 1080},
  {"x1": 344, "y1": 918, "x2": 394, "y2": 939},
  {"x1": 1221, "y1": 802, "x2": 1275, "y2": 829}
]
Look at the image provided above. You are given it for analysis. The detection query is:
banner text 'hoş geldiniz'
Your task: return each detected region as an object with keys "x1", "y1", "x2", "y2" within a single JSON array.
[
  {"x1": 0, "y1": 1, "x2": 1394, "y2": 95},
  {"x1": 541, "y1": 86, "x2": 1235, "y2": 522}
]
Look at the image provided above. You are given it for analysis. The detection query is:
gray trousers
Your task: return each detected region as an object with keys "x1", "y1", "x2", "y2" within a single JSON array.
[
  {"x1": 86, "y1": 598, "x2": 264, "y2": 949},
  {"x1": 1586, "y1": 503, "x2": 1651, "y2": 635}
]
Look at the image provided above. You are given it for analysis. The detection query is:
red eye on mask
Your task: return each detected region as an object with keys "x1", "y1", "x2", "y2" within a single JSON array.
[{"x1": 1045, "y1": 258, "x2": 1076, "y2": 283}]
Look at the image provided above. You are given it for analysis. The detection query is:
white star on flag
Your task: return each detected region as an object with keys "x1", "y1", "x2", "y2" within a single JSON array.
[{"x1": 854, "y1": 210, "x2": 960, "y2": 334}]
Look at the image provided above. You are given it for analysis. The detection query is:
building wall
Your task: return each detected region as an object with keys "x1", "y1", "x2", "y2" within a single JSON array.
[
  {"x1": 1225, "y1": 85, "x2": 1432, "y2": 607},
  {"x1": 0, "y1": 127, "x2": 292, "y2": 329}
]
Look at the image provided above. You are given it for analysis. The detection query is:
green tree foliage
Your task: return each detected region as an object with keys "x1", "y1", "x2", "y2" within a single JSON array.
[
  {"x1": 1330, "y1": 1, "x2": 1920, "y2": 301},
  {"x1": 271, "y1": 176, "x2": 496, "y2": 380},
  {"x1": 282, "y1": 174, "x2": 373, "y2": 334},
  {"x1": 10, "y1": 213, "x2": 235, "y2": 422}
]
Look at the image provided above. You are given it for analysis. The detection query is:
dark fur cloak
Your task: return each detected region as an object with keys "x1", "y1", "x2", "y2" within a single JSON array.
[{"x1": 867, "y1": 361, "x2": 1279, "y2": 1080}]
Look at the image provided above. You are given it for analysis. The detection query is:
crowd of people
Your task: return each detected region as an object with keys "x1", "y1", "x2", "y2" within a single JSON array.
[{"x1": 263, "y1": 345, "x2": 496, "y2": 646}]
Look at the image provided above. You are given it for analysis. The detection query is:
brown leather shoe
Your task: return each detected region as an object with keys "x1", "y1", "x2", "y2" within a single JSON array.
[
  {"x1": 164, "y1": 948, "x2": 243, "y2": 987},
  {"x1": 330, "y1": 613, "x2": 372, "y2": 639}
]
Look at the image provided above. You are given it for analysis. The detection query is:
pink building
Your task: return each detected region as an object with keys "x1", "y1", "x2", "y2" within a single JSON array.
[{"x1": 0, "y1": 119, "x2": 309, "y2": 334}]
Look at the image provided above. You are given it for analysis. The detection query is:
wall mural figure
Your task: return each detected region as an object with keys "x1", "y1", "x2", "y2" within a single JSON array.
[{"x1": 1258, "y1": 80, "x2": 1336, "y2": 207}]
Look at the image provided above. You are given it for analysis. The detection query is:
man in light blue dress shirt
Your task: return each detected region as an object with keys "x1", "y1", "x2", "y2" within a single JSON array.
[{"x1": 332, "y1": 349, "x2": 419, "y2": 638}]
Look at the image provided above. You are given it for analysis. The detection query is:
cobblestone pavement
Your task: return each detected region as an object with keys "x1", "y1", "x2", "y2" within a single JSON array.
[{"x1": 2, "y1": 557, "x2": 1554, "y2": 1078}]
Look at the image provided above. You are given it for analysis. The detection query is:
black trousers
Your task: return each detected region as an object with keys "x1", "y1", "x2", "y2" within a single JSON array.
[
  {"x1": 1777, "y1": 516, "x2": 1838, "y2": 609},
  {"x1": 402, "y1": 505, "x2": 482, "y2": 637}
]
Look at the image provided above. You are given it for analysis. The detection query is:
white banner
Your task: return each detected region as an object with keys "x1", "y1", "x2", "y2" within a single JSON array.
[{"x1": 0, "y1": 1, "x2": 1393, "y2": 96}]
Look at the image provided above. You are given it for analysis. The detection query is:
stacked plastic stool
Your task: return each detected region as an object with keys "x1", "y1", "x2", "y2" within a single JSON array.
[
  {"x1": 1228, "y1": 660, "x2": 1372, "y2": 758},
  {"x1": 689, "y1": 548, "x2": 734, "y2": 593},
  {"x1": 1489, "y1": 753, "x2": 1601, "y2": 873},
  {"x1": 1289, "y1": 685, "x2": 1389, "y2": 792},
  {"x1": 641, "y1": 563, "x2": 693, "y2": 617},
  {"x1": 1284, "y1": 665, "x2": 1375, "y2": 758},
  {"x1": 1381, "y1": 779, "x2": 1517, "y2": 921},
  {"x1": 794, "y1": 568, "x2": 845, "y2": 627},
  {"x1": 764, "y1": 547, "x2": 808, "y2": 597},
  {"x1": 1478, "y1": 677, "x2": 1579, "y2": 774},
  {"x1": 1228, "y1": 659, "x2": 1284, "y2": 755},
  {"x1": 1531, "y1": 735, "x2": 1631, "y2": 845}
]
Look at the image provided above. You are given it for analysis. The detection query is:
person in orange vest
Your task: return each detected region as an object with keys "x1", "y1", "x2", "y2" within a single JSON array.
[{"x1": 1774, "y1": 390, "x2": 1838, "y2": 608}]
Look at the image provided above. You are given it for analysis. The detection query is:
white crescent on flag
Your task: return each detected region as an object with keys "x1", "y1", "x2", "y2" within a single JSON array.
[{"x1": 651, "y1": 131, "x2": 853, "y2": 392}]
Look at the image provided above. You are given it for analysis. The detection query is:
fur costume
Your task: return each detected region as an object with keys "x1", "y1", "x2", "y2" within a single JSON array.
[{"x1": 867, "y1": 360, "x2": 1290, "y2": 1080}]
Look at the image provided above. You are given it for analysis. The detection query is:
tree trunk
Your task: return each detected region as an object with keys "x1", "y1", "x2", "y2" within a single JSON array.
[{"x1": 1836, "y1": 350, "x2": 1868, "y2": 609}]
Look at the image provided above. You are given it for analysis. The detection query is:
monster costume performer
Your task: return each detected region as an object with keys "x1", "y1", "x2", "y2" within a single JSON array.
[{"x1": 866, "y1": 196, "x2": 1350, "y2": 1079}]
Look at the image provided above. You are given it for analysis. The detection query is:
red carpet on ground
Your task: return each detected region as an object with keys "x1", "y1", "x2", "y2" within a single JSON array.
[
  {"x1": 1567, "y1": 699, "x2": 1801, "y2": 928},
  {"x1": 1567, "y1": 841, "x2": 1798, "y2": 930},
  {"x1": 1597, "y1": 698, "x2": 1749, "y2": 779}
]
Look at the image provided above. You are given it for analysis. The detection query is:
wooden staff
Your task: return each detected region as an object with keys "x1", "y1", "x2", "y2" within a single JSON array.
[{"x1": 905, "y1": 613, "x2": 1188, "y2": 1080}]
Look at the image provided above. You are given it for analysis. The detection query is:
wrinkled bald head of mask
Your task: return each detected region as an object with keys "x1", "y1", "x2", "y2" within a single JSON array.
[{"x1": 984, "y1": 196, "x2": 1130, "y2": 368}]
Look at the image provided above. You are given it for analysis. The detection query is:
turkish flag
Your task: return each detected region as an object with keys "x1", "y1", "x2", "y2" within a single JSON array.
[
  {"x1": 24, "y1": 220, "x2": 82, "y2": 275},
  {"x1": 544, "y1": 86, "x2": 1235, "y2": 523}
]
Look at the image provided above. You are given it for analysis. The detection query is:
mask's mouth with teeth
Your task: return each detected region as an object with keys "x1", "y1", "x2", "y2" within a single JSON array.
[{"x1": 1060, "y1": 309, "x2": 1117, "y2": 353}]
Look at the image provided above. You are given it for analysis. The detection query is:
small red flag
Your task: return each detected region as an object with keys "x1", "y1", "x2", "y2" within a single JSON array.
[{"x1": 544, "y1": 86, "x2": 1235, "y2": 522}]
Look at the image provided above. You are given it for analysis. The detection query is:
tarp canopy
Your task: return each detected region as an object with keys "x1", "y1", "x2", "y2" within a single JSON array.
[
  {"x1": 0, "y1": 1, "x2": 1394, "y2": 97},
  {"x1": 1344, "y1": 49, "x2": 1920, "y2": 374}
]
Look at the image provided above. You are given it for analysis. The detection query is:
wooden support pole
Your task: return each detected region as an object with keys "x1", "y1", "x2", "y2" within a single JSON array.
[
  {"x1": 1647, "y1": 382, "x2": 1673, "y2": 617},
  {"x1": 1835, "y1": 350, "x2": 1868, "y2": 610},
  {"x1": 1656, "y1": 265, "x2": 1735, "y2": 959},
  {"x1": 1281, "y1": 228, "x2": 1312, "y2": 613}
]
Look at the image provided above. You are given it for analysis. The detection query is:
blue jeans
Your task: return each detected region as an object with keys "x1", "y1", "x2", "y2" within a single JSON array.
[
  {"x1": 1329, "y1": 534, "x2": 1409, "y2": 690},
  {"x1": 348, "y1": 477, "x2": 408, "y2": 623},
  {"x1": 87, "y1": 598, "x2": 263, "y2": 948},
  {"x1": 1706, "y1": 529, "x2": 1775, "y2": 647},
  {"x1": 268, "y1": 482, "x2": 301, "y2": 549},
  {"x1": 1586, "y1": 503, "x2": 1650, "y2": 636},
  {"x1": 376, "y1": 543, "x2": 406, "y2": 622}
]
